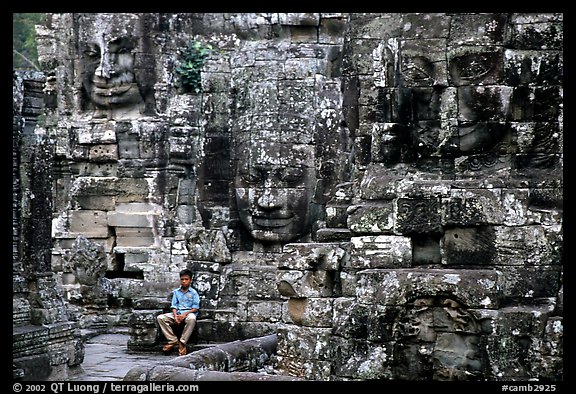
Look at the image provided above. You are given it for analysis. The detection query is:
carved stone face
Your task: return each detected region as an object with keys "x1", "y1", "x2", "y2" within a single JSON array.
[
  {"x1": 234, "y1": 141, "x2": 316, "y2": 244},
  {"x1": 447, "y1": 46, "x2": 510, "y2": 153},
  {"x1": 384, "y1": 37, "x2": 510, "y2": 158},
  {"x1": 78, "y1": 14, "x2": 144, "y2": 114}
]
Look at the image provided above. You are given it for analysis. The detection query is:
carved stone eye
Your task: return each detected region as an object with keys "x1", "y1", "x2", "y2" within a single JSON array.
[
  {"x1": 459, "y1": 58, "x2": 491, "y2": 81},
  {"x1": 280, "y1": 167, "x2": 304, "y2": 184},
  {"x1": 241, "y1": 167, "x2": 263, "y2": 184},
  {"x1": 451, "y1": 53, "x2": 494, "y2": 83},
  {"x1": 403, "y1": 64, "x2": 431, "y2": 81},
  {"x1": 115, "y1": 47, "x2": 132, "y2": 55},
  {"x1": 84, "y1": 45, "x2": 100, "y2": 58},
  {"x1": 401, "y1": 56, "x2": 434, "y2": 84}
]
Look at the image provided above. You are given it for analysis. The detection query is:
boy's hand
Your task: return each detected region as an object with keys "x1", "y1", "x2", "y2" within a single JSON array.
[{"x1": 175, "y1": 313, "x2": 186, "y2": 324}]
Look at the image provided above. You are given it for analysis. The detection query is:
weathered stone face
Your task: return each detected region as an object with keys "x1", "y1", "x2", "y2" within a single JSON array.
[
  {"x1": 378, "y1": 17, "x2": 511, "y2": 159},
  {"x1": 391, "y1": 296, "x2": 485, "y2": 380},
  {"x1": 234, "y1": 141, "x2": 316, "y2": 244},
  {"x1": 77, "y1": 13, "x2": 146, "y2": 118}
]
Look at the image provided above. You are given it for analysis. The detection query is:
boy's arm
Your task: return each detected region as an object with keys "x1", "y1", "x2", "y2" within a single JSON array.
[
  {"x1": 170, "y1": 291, "x2": 179, "y2": 316},
  {"x1": 192, "y1": 290, "x2": 200, "y2": 311}
]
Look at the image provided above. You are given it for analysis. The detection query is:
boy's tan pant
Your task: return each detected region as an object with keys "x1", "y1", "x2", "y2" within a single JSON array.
[{"x1": 157, "y1": 313, "x2": 197, "y2": 344}]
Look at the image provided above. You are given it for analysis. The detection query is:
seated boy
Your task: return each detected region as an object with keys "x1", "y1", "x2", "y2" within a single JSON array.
[{"x1": 156, "y1": 268, "x2": 200, "y2": 356}]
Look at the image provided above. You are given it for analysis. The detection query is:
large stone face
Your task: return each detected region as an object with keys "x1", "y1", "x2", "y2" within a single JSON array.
[{"x1": 24, "y1": 12, "x2": 563, "y2": 381}]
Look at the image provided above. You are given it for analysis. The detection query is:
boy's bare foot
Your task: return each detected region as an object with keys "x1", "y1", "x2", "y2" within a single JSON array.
[
  {"x1": 178, "y1": 341, "x2": 187, "y2": 356},
  {"x1": 162, "y1": 341, "x2": 178, "y2": 352}
]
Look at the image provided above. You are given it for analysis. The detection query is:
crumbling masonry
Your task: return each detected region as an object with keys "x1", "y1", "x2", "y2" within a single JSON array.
[{"x1": 13, "y1": 13, "x2": 562, "y2": 381}]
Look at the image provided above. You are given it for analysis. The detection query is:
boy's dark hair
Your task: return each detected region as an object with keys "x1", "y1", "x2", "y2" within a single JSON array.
[{"x1": 179, "y1": 268, "x2": 193, "y2": 279}]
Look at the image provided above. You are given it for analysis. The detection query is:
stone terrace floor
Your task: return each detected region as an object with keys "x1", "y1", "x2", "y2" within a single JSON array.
[{"x1": 69, "y1": 329, "x2": 179, "y2": 381}]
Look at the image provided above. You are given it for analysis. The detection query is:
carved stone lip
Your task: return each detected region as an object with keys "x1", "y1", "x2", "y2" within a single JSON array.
[
  {"x1": 92, "y1": 84, "x2": 133, "y2": 96},
  {"x1": 458, "y1": 121, "x2": 486, "y2": 130},
  {"x1": 252, "y1": 215, "x2": 294, "y2": 228}
]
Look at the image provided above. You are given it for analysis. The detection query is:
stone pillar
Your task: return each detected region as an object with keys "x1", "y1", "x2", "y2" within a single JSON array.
[{"x1": 13, "y1": 70, "x2": 84, "y2": 381}]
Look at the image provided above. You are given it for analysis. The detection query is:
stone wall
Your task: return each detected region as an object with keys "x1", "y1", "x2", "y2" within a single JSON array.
[
  {"x1": 330, "y1": 13, "x2": 563, "y2": 381},
  {"x1": 29, "y1": 13, "x2": 562, "y2": 381},
  {"x1": 13, "y1": 70, "x2": 84, "y2": 381}
]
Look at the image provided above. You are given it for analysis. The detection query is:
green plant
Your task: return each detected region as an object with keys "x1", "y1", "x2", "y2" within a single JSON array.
[
  {"x1": 13, "y1": 13, "x2": 45, "y2": 70},
  {"x1": 175, "y1": 41, "x2": 213, "y2": 94}
]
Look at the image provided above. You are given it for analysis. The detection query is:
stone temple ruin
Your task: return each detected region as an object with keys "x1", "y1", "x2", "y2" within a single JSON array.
[{"x1": 13, "y1": 13, "x2": 562, "y2": 381}]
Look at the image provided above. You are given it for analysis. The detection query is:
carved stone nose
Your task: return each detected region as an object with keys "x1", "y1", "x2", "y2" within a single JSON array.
[
  {"x1": 256, "y1": 189, "x2": 280, "y2": 209},
  {"x1": 95, "y1": 52, "x2": 113, "y2": 78}
]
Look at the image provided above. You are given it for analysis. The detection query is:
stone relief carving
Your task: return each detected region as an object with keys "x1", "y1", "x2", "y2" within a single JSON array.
[
  {"x1": 234, "y1": 140, "x2": 317, "y2": 248},
  {"x1": 378, "y1": 36, "x2": 511, "y2": 160},
  {"x1": 229, "y1": 58, "x2": 329, "y2": 250},
  {"x1": 392, "y1": 296, "x2": 486, "y2": 380},
  {"x1": 77, "y1": 13, "x2": 148, "y2": 119}
]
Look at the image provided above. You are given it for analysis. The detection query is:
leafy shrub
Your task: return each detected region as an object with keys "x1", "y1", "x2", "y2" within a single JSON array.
[{"x1": 175, "y1": 41, "x2": 213, "y2": 94}]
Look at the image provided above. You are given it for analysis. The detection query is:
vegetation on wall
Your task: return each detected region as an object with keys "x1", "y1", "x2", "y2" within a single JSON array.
[
  {"x1": 175, "y1": 40, "x2": 213, "y2": 94},
  {"x1": 13, "y1": 13, "x2": 45, "y2": 71}
]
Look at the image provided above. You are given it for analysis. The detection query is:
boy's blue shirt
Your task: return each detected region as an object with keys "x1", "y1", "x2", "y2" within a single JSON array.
[{"x1": 170, "y1": 286, "x2": 200, "y2": 315}]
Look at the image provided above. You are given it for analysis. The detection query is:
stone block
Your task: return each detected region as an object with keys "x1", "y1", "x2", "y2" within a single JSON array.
[
  {"x1": 332, "y1": 297, "x2": 368, "y2": 339},
  {"x1": 279, "y1": 13, "x2": 320, "y2": 26},
  {"x1": 219, "y1": 265, "x2": 251, "y2": 298},
  {"x1": 277, "y1": 269, "x2": 338, "y2": 298},
  {"x1": 445, "y1": 188, "x2": 504, "y2": 226},
  {"x1": 319, "y1": 17, "x2": 346, "y2": 44},
  {"x1": 396, "y1": 196, "x2": 443, "y2": 234},
  {"x1": 246, "y1": 300, "x2": 283, "y2": 323},
  {"x1": 276, "y1": 356, "x2": 332, "y2": 381},
  {"x1": 359, "y1": 163, "x2": 410, "y2": 200},
  {"x1": 75, "y1": 195, "x2": 117, "y2": 210},
  {"x1": 504, "y1": 49, "x2": 563, "y2": 86},
  {"x1": 115, "y1": 227, "x2": 154, "y2": 237},
  {"x1": 330, "y1": 337, "x2": 393, "y2": 379},
  {"x1": 115, "y1": 236, "x2": 156, "y2": 248},
  {"x1": 454, "y1": 154, "x2": 512, "y2": 181},
  {"x1": 70, "y1": 162, "x2": 118, "y2": 177},
  {"x1": 117, "y1": 138, "x2": 140, "y2": 159},
  {"x1": 492, "y1": 225, "x2": 562, "y2": 266},
  {"x1": 412, "y1": 234, "x2": 442, "y2": 266},
  {"x1": 486, "y1": 303, "x2": 560, "y2": 380},
  {"x1": 357, "y1": 268, "x2": 502, "y2": 309},
  {"x1": 276, "y1": 325, "x2": 333, "y2": 361},
  {"x1": 507, "y1": 20, "x2": 563, "y2": 50},
  {"x1": 349, "y1": 235, "x2": 412, "y2": 269},
  {"x1": 127, "y1": 309, "x2": 163, "y2": 351},
  {"x1": 88, "y1": 144, "x2": 118, "y2": 162},
  {"x1": 347, "y1": 203, "x2": 394, "y2": 234},
  {"x1": 237, "y1": 322, "x2": 279, "y2": 340},
  {"x1": 107, "y1": 212, "x2": 154, "y2": 227},
  {"x1": 442, "y1": 226, "x2": 497, "y2": 266},
  {"x1": 70, "y1": 177, "x2": 149, "y2": 199},
  {"x1": 68, "y1": 210, "x2": 109, "y2": 237},
  {"x1": 449, "y1": 14, "x2": 508, "y2": 45},
  {"x1": 185, "y1": 227, "x2": 231, "y2": 263},
  {"x1": 123, "y1": 251, "x2": 150, "y2": 266},
  {"x1": 115, "y1": 202, "x2": 162, "y2": 213},
  {"x1": 542, "y1": 317, "x2": 563, "y2": 357},
  {"x1": 191, "y1": 271, "x2": 220, "y2": 300},
  {"x1": 315, "y1": 228, "x2": 352, "y2": 242},
  {"x1": 498, "y1": 266, "x2": 562, "y2": 298},
  {"x1": 283, "y1": 297, "x2": 333, "y2": 327},
  {"x1": 279, "y1": 242, "x2": 349, "y2": 271},
  {"x1": 248, "y1": 268, "x2": 283, "y2": 300}
]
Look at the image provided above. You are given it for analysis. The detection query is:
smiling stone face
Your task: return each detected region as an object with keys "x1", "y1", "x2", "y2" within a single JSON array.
[
  {"x1": 234, "y1": 141, "x2": 316, "y2": 244},
  {"x1": 78, "y1": 13, "x2": 145, "y2": 118}
]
